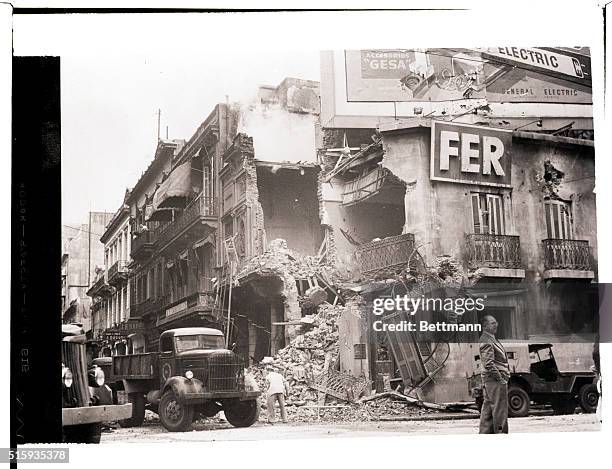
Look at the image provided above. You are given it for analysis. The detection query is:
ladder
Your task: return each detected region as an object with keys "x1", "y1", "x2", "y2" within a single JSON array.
[{"x1": 221, "y1": 236, "x2": 240, "y2": 347}]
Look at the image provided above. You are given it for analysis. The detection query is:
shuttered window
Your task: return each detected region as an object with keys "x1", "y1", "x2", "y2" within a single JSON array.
[
  {"x1": 470, "y1": 193, "x2": 505, "y2": 235},
  {"x1": 544, "y1": 199, "x2": 573, "y2": 239}
]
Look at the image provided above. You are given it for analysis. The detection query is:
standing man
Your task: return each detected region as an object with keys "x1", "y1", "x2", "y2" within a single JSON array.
[
  {"x1": 479, "y1": 315, "x2": 510, "y2": 434},
  {"x1": 265, "y1": 365, "x2": 289, "y2": 424}
]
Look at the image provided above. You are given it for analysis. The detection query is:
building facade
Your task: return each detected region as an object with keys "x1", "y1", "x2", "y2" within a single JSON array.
[{"x1": 62, "y1": 211, "x2": 114, "y2": 331}]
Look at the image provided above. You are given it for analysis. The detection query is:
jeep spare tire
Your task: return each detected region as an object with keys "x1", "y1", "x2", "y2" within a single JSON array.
[
  {"x1": 224, "y1": 399, "x2": 260, "y2": 427},
  {"x1": 507, "y1": 386, "x2": 530, "y2": 417},
  {"x1": 159, "y1": 390, "x2": 194, "y2": 432}
]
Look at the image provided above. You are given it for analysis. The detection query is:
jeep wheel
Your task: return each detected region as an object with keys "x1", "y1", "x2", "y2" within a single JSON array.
[
  {"x1": 551, "y1": 395, "x2": 577, "y2": 415},
  {"x1": 507, "y1": 386, "x2": 530, "y2": 417},
  {"x1": 119, "y1": 393, "x2": 145, "y2": 428},
  {"x1": 223, "y1": 399, "x2": 260, "y2": 427},
  {"x1": 579, "y1": 383, "x2": 599, "y2": 413},
  {"x1": 63, "y1": 423, "x2": 102, "y2": 444},
  {"x1": 159, "y1": 390, "x2": 194, "y2": 432}
]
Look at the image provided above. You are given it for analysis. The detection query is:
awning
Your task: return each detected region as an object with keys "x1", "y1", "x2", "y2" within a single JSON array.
[
  {"x1": 144, "y1": 203, "x2": 174, "y2": 222},
  {"x1": 152, "y1": 161, "x2": 193, "y2": 211}
]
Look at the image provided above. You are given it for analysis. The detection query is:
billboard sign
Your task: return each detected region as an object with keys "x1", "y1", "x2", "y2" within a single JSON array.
[
  {"x1": 430, "y1": 121, "x2": 513, "y2": 188},
  {"x1": 345, "y1": 48, "x2": 591, "y2": 104}
]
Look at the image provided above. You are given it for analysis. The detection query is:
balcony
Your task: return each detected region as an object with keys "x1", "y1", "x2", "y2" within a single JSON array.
[
  {"x1": 542, "y1": 239, "x2": 594, "y2": 280},
  {"x1": 87, "y1": 273, "x2": 114, "y2": 298},
  {"x1": 356, "y1": 233, "x2": 416, "y2": 277},
  {"x1": 466, "y1": 234, "x2": 525, "y2": 279},
  {"x1": 131, "y1": 229, "x2": 157, "y2": 262},
  {"x1": 157, "y1": 291, "x2": 217, "y2": 327},
  {"x1": 108, "y1": 260, "x2": 129, "y2": 286},
  {"x1": 130, "y1": 296, "x2": 167, "y2": 318},
  {"x1": 158, "y1": 195, "x2": 217, "y2": 255}
]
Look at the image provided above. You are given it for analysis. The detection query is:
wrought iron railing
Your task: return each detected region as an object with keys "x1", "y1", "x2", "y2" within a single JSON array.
[
  {"x1": 158, "y1": 195, "x2": 216, "y2": 248},
  {"x1": 131, "y1": 229, "x2": 157, "y2": 256},
  {"x1": 543, "y1": 239, "x2": 591, "y2": 271},
  {"x1": 108, "y1": 260, "x2": 129, "y2": 281},
  {"x1": 466, "y1": 234, "x2": 522, "y2": 269},
  {"x1": 356, "y1": 233, "x2": 416, "y2": 276},
  {"x1": 130, "y1": 296, "x2": 166, "y2": 318},
  {"x1": 87, "y1": 273, "x2": 112, "y2": 298}
]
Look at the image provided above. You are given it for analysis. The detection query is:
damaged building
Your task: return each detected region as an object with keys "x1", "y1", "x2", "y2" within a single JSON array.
[
  {"x1": 87, "y1": 49, "x2": 598, "y2": 410},
  {"x1": 89, "y1": 78, "x2": 333, "y2": 363},
  {"x1": 318, "y1": 118, "x2": 597, "y2": 403}
]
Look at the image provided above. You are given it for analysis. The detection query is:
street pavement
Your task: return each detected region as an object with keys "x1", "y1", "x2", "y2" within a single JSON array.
[{"x1": 101, "y1": 413, "x2": 600, "y2": 443}]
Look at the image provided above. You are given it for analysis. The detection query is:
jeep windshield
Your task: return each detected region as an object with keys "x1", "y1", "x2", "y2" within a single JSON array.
[{"x1": 175, "y1": 335, "x2": 225, "y2": 353}]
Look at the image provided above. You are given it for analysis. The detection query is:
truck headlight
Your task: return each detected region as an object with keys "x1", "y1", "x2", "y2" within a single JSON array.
[
  {"x1": 88, "y1": 366, "x2": 105, "y2": 387},
  {"x1": 185, "y1": 370, "x2": 194, "y2": 380},
  {"x1": 62, "y1": 366, "x2": 73, "y2": 388}
]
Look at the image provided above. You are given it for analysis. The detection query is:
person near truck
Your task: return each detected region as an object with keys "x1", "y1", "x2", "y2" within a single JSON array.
[
  {"x1": 265, "y1": 366, "x2": 289, "y2": 424},
  {"x1": 478, "y1": 315, "x2": 510, "y2": 434}
]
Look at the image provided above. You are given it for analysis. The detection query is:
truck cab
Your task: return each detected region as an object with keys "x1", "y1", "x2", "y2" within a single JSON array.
[{"x1": 112, "y1": 327, "x2": 261, "y2": 432}]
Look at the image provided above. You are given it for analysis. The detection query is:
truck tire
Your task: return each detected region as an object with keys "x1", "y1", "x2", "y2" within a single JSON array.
[
  {"x1": 224, "y1": 399, "x2": 260, "y2": 427},
  {"x1": 551, "y1": 395, "x2": 577, "y2": 415},
  {"x1": 159, "y1": 390, "x2": 194, "y2": 432},
  {"x1": 63, "y1": 423, "x2": 102, "y2": 444},
  {"x1": 118, "y1": 393, "x2": 145, "y2": 428},
  {"x1": 579, "y1": 383, "x2": 599, "y2": 413},
  {"x1": 507, "y1": 386, "x2": 530, "y2": 417}
]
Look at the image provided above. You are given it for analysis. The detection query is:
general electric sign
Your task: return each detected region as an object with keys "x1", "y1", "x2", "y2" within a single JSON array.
[{"x1": 430, "y1": 121, "x2": 512, "y2": 187}]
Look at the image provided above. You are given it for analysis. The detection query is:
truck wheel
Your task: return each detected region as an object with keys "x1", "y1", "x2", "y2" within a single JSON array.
[
  {"x1": 579, "y1": 384, "x2": 599, "y2": 413},
  {"x1": 224, "y1": 399, "x2": 260, "y2": 427},
  {"x1": 63, "y1": 423, "x2": 102, "y2": 444},
  {"x1": 119, "y1": 393, "x2": 145, "y2": 428},
  {"x1": 507, "y1": 386, "x2": 530, "y2": 417},
  {"x1": 551, "y1": 396, "x2": 577, "y2": 415},
  {"x1": 159, "y1": 390, "x2": 194, "y2": 432}
]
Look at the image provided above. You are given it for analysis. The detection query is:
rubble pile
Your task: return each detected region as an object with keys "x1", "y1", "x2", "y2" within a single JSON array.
[
  {"x1": 237, "y1": 239, "x2": 327, "y2": 280},
  {"x1": 247, "y1": 303, "x2": 343, "y2": 414},
  {"x1": 246, "y1": 302, "x2": 441, "y2": 423}
]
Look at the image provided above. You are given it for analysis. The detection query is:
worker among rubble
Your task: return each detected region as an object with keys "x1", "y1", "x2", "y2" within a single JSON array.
[
  {"x1": 478, "y1": 315, "x2": 510, "y2": 434},
  {"x1": 265, "y1": 365, "x2": 290, "y2": 424}
]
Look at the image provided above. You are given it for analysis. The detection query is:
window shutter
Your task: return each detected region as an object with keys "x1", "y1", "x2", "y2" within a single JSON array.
[{"x1": 471, "y1": 194, "x2": 481, "y2": 234}]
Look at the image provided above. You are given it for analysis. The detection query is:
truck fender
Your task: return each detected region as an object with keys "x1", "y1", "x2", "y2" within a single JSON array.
[
  {"x1": 161, "y1": 377, "x2": 205, "y2": 403},
  {"x1": 147, "y1": 390, "x2": 162, "y2": 405}
]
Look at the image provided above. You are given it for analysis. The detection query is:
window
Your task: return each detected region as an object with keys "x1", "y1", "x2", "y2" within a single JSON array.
[
  {"x1": 544, "y1": 199, "x2": 573, "y2": 240},
  {"x1": 471, "y1": 193, "x2": 505, "y2": 235}
]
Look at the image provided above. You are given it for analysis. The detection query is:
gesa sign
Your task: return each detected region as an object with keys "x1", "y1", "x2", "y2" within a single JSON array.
[{"x1": 430, "y1": 121, "x2": 512, "y2": 187}]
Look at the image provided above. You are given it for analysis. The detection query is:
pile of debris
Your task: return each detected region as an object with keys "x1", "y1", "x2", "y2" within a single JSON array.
[
  {"x1": 247, "y1": 303, "x2": 343, "y2": 416},
  {"x1": 246, "y1": 302, "x2": 447, "y2": 423},
  {"x1": 237, "y1": 239, "x2": 328, "y2": 281}
]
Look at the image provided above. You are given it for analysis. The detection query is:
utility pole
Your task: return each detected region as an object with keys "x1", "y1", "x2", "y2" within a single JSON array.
[{"x1": 157, "y1": 109, "x2": 161, "y2": 142}]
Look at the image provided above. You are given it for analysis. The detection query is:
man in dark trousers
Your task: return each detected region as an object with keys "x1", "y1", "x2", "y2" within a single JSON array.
[{"x1": 479, "y1": 315, "x2": 510, "y2": 434}]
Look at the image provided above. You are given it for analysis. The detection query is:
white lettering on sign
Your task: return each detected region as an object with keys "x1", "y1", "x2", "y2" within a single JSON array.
[
  {"x1": 482, "y1": 136, "x2": 505, "y2": 176},
  {"x1": 461, "y1": 133, "x2": 480, "y2": 173},
  {"x1": 431, "y1": 122, "x2": 512, "y2": 187},
  {"x1": 438, "y1": 131, "x2": 506, "y2": 177},
  {"x1": 166, "y1": 301, "x2": 188, "y2": 318},
  {"x1": 439, "y1": 130, "x2": 458, "y2": 171}
]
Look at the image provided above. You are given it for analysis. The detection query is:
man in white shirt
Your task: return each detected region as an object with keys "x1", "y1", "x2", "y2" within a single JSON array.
[{"x1": 265, "y1": 366, "x2": 290, "y2": 424}]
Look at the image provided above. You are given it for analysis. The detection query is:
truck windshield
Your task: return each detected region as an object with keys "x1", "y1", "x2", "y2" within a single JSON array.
[{"x1": 175, "y1": 335, "x2": 225, "y2": 352}]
